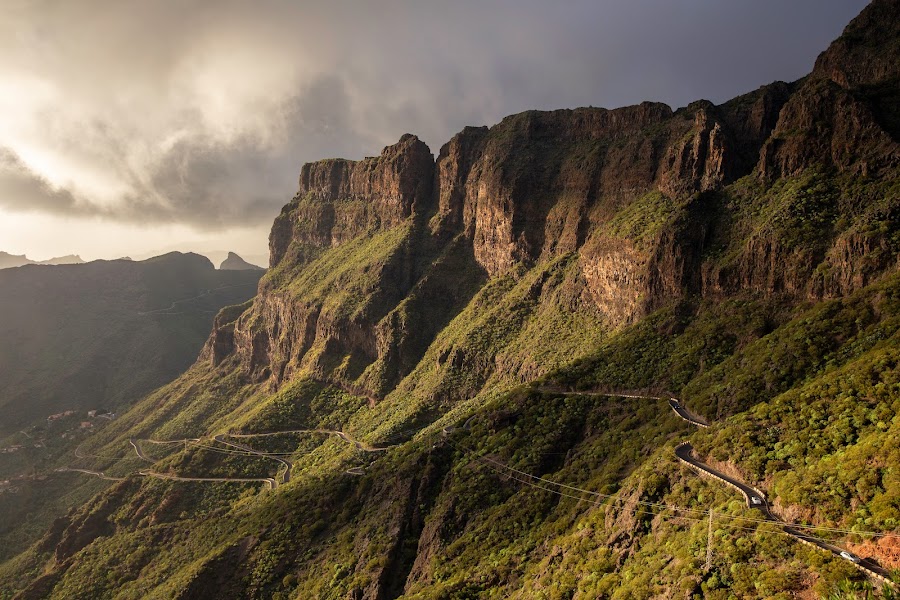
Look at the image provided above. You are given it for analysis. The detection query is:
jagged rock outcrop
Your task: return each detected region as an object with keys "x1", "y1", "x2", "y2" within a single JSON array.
[
  {"x1": 236, "y1": 135, "x2": 440, "y2": 391},
  {"x1": 219, "y1": 252, "x2": 264, "y2": 271},
  {"x1": 757, "y1": 0, "x2": 899, "y2": 180},
  {"x1": 758, "y1": 78, "x2": 898, "y2": 179},
  {"x1": 431, "y1": 102, "x2": 735, "y2": 277},
  {"x1": 423, "y1": 98, "x2": 788, "y2": 324},
  {"x1": 813, "y1": 0, "x2": 900, "y2": 90},
  {"x1": 269, "y1": 134, "x2": 434, "y2": 267}
]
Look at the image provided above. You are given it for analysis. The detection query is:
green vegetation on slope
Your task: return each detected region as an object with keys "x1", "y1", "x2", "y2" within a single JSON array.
[
  {"x1": 4, "y1": 265, "x2": 900, "y2": 598},
  {"x1": 3, "y1": 152, "x2": 900, "y2": 599}
]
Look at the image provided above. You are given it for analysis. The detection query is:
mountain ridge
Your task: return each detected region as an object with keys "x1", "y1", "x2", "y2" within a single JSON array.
[
  {"x1": 3, "y1": 1, "x2": 900, "y2": 598},
  {"x1": 0, "y1": 251, "x2": 85, "y2": 269},
  {"x1": 219, "y1": 251, "x2": 265, "y2": 271},
  {"x1": 0, "y1": 250, "x2": 263, "y2": 435}
]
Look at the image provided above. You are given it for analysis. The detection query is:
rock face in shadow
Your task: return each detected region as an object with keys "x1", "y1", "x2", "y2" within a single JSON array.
[{"x1": 812, "y1": 0, "x2": 900, "y2": 90}]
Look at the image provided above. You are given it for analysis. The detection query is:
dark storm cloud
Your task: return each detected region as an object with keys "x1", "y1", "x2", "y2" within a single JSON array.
[{"x1": 0, "y1": 0, "x2": 869, "y2": 229}]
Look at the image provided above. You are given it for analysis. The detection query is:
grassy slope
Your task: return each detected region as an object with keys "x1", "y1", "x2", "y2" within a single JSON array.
[
  {"x1": 2, "y1": 168, "x2": 900, "y2": 599},
  {"x1": 7, "y1": 272, "x2": 898, "y2": 599}
]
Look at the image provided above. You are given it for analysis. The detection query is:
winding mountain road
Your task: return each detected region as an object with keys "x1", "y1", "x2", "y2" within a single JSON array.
[
  {"x1": 68, "y1": 438, "x2": 278, "y2": 489},
  {"x1": 674, "y1": 442, "x2": 766, "y2": 509},
  {"x1": 667, "y1": 398, "x2": 710, "y2": 428},
  {"x1": 530, "y1": 387, "x2": 893, "y2": 582},
  {"x1": 129, "y1": 437, "x2": 201, "y2": 461},
  {"x1": 531, "y1": 389, "x2": 894, "y2": 583},
  {"x1": 113, "y1": 429, "x2": 390, "y2": 488},
  {"x1": 214, "y1": 435, "x2": 293, "y2": 484},
  {"x1": 129, "y1": 439, "x2": 152, "y2": 462},
  {"x1": 56, "y1": 386, "x2": 896, "y2": 586},
  {"x1": 664, "y1": 396, "x2": 894, "y2": 584},
  {"x1": 539, "y1": 389, "x2": 709, "y2": 428}
]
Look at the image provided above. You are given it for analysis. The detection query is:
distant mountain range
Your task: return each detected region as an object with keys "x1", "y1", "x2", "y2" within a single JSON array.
[
  {"x1": 131, "y1": 249, "x2": 270, "y2": 270},
  {"x1": 0, "y1": 251, "x2": 264, "y2": 562},
  {"x1": 206, "y1": 250, "x2": 269, "y2": 269},
  {"x1": 0, "y1": 252, "x2": 263, "y2": 437},
  {"x1": 0, "y1": 252, "x2": 85, "y2": 269},
  {"x1": 0, "y1": 250, "x2": 266, "y2": 271}
]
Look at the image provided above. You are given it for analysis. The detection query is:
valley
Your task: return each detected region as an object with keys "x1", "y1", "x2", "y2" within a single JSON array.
[
  {"x1": 1, "y1": 1, "x2": 899, "y2": 598},
  {"x1": 75, "y1": 388, "x2": 892, "y2": 585}
]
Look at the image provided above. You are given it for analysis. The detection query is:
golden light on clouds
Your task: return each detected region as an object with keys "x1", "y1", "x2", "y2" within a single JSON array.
[{"x1": 0, "y1": 207, "x2": 271, "y2": 263}]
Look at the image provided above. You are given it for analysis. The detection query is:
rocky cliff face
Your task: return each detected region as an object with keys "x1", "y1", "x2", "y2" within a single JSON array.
[
  {"x1": 229, "y1": 134, "x2": 440, "y2": 392},
  {"x1": 758, "y1": 77, "x2": 898, "y2": 179},
  {"x1": 269, "y1": 134, "x2": 434, "y2": 267},
  {"x1": 812, "y1": 0, "x2": 900, "y2": 91},
  {"x1": 207, "y1": 0, "x2": 899, "y2": 397},
  {"x1": 759, "y1": 0, "x2": 899, "y2": 179},
  {"x1": 431, "y1": 101, "x2": 739, "y2": 278}
]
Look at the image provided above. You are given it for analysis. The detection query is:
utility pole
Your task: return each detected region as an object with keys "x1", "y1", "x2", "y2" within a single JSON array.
[{"x1": 706, "y1": 509, "x2": 714, "y2": 572}]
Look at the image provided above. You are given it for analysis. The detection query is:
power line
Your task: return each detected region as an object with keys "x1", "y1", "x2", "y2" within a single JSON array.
[
  {"x1": 187, "y1": 441, "x2": 295, "y2": 457},
  {"x1": 474, "y1": 455, "x2": 812, "y2": 539},
  {"x1": 446, "y1": 434, "x2": 900, "y2": 541},
  {"x1": 73, "y1": 404, "x2": 900, "y2": 543}
]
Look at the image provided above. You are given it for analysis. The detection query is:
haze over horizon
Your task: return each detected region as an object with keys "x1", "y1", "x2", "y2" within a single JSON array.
[{"x1": 0, "y1": 0, "x2": 868, "y2": 262}]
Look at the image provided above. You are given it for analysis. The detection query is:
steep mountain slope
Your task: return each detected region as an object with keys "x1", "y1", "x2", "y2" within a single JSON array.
[{"x1": 2, "y1": 2, "x2": 898, "y2": 598}]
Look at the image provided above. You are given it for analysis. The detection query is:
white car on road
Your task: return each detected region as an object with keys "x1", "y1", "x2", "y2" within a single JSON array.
[{"x1": 840, "y1": 551, "x2": 861, "y2": 563}]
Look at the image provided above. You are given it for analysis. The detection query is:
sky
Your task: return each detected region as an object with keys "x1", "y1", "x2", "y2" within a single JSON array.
[{"x1": 0, "y1": 0, "x2": 869, "y2": 263}]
